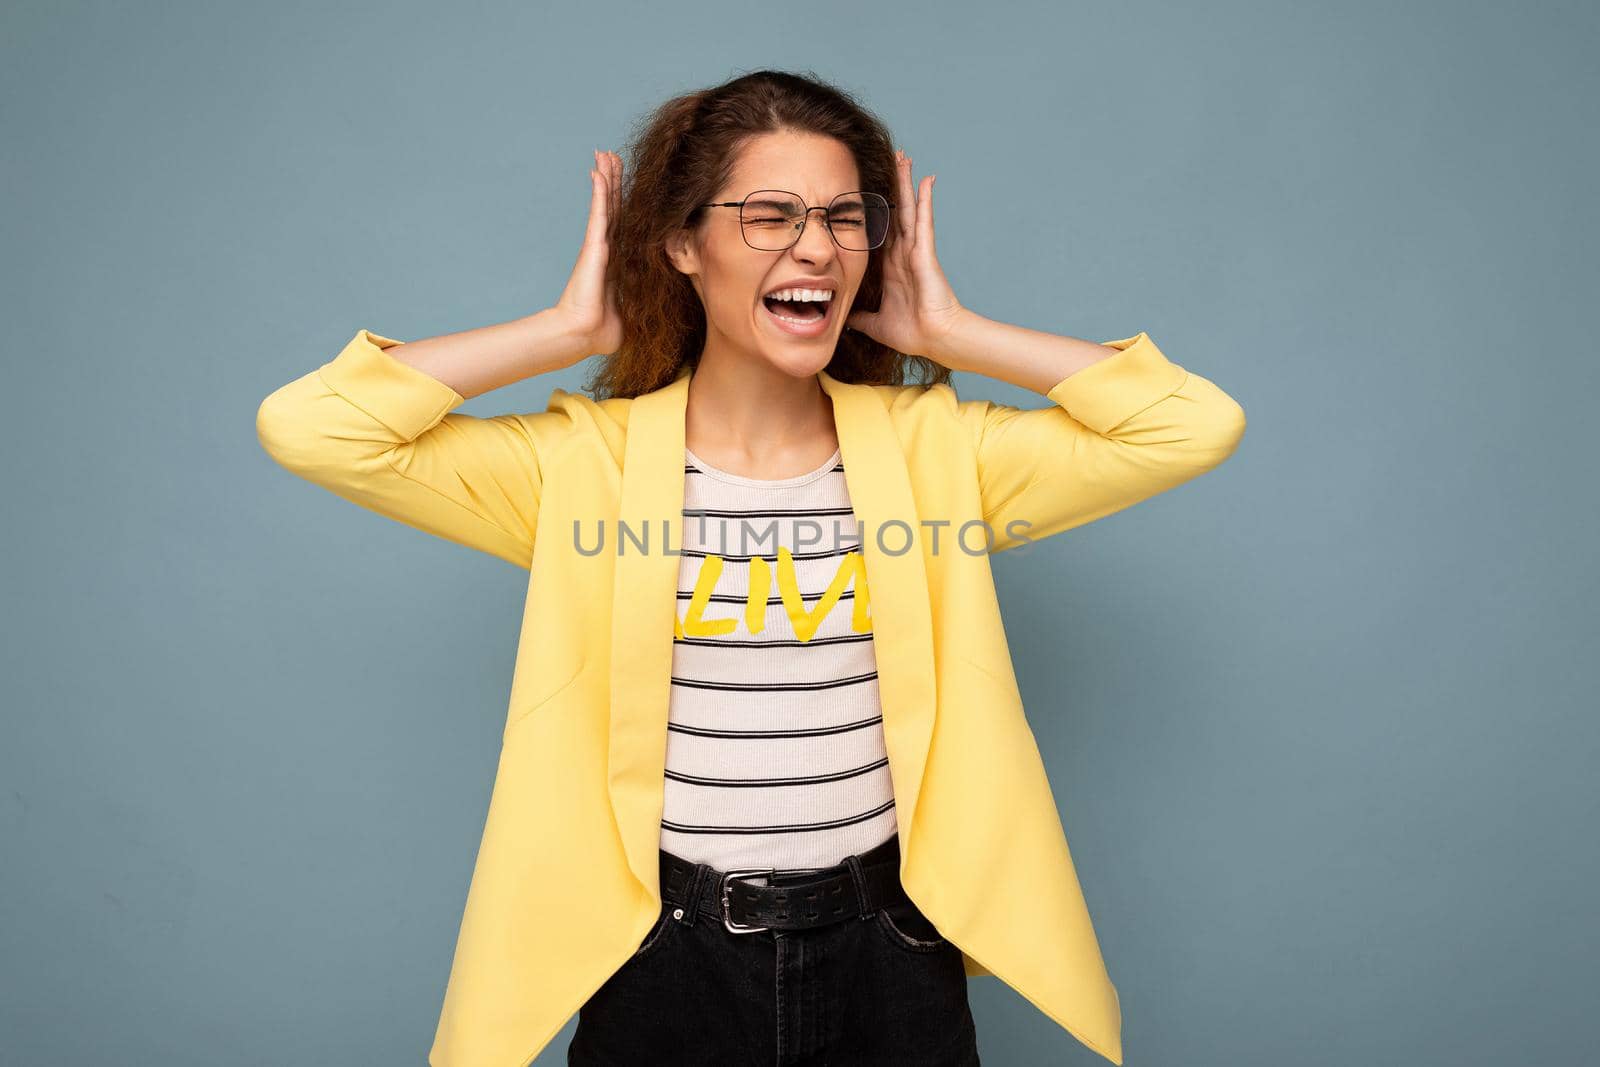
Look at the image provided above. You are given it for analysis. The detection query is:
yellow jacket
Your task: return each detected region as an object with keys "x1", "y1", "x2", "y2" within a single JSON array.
[{"x1": 256, "y1": 327, "x2": 1245, "y2": 1066}]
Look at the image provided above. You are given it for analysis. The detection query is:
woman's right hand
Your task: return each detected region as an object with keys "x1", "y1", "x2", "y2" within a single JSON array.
[{"x1": 553, "y1": 149, "x2": 625, "y2": 357}]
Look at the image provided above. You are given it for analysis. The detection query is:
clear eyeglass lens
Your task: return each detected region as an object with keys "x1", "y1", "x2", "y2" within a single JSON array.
[{"x1": 740, "y1": 191, "x2": 889, "y2": 251}]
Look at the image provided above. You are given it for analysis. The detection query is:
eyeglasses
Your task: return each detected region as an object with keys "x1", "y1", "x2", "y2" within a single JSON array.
[{"x1": 698, "y1": 189, "x2": 894, "y2": 252}]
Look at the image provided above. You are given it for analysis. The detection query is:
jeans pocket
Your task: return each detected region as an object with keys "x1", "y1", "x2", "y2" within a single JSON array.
[
  {"x1": 874, "y1": 897, "x2": 950, "y2": 953},
  {"x1": 630, "y1": 901, "x2": 680, "y2": 962}
]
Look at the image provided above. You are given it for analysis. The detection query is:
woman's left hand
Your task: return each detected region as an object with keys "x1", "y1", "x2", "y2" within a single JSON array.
[{"x1": 844, "y1": 150, "x2": 967, "y2": 360}]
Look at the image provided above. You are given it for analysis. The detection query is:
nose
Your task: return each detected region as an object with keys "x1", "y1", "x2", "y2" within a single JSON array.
[{"x1": 791, "y1": 207, "x2": 839, "y2": 258}]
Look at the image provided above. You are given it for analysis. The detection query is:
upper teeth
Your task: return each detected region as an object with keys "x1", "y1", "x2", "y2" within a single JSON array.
[{"x1": 766, "y1": 288, "x2": 834, "y2": 302}]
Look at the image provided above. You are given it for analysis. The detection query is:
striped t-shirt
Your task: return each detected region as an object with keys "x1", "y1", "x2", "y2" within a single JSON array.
[{"x1": 659, "y1": 443, "x2": 898, "y2": 873}]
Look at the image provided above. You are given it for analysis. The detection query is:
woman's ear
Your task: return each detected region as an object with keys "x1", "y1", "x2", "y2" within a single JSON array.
[{"x1": 664, "y1": 227, "x2": 700, "y2": 278}]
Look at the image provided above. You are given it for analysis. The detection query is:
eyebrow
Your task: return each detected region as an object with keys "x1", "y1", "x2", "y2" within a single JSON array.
[{"x1": 745, "y1": 191, "x2": 863, "y2": 206}]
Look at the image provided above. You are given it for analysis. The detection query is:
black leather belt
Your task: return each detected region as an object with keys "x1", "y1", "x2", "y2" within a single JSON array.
[{"x1": 657, "y1": 833, "x2": 909, "y2": 934}]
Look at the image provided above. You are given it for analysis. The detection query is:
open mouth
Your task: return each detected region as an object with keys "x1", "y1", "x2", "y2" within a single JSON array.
[{"x1": 760, "y1": 292, "x2": 834, "y2": 338}]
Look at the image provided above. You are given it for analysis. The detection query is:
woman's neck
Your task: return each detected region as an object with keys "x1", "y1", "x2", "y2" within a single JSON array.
[{"x1": 683, "y1": 353, "x2": 839, "y2": 480}]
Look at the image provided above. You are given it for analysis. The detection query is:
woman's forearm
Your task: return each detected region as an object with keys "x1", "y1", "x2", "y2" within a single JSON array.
[
  {"x1": 930, "y1": 308, "x2": 1121, "y2": 396},
  {"x1": 384, "y1": 308, "x2": 591, "y2": 400}
]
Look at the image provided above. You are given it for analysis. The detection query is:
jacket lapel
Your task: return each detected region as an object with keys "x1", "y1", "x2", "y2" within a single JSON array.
[{"x1": 607, "y1": 364, "x2": 938, "y2": 900}]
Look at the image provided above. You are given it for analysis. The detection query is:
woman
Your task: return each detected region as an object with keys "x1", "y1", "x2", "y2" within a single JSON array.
[{"x1": 257, "y1": 70, "x2": 1245, "y2": 1067}]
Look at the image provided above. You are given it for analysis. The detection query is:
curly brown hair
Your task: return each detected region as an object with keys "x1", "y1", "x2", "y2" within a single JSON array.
[{"x1": 581, "y1": 68, "x2": 954, "y2": 401}]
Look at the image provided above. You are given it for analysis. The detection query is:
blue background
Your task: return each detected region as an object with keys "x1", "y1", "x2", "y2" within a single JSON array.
[{"x1": 3, "y1": 1, "x2": 1595, "y2": 1064}]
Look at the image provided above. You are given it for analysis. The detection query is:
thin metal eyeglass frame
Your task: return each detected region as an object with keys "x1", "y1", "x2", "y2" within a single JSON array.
[{"x1": 698, "y1": 189, "x2": 896, "y2": 252}]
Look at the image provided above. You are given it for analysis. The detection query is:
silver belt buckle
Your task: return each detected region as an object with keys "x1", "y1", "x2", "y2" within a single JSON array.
[
  {"x1": 719, "y1": 865, "x2": 835, "y2": 934},
  {"x1": 720, "y1": 867, "x2": 775, "y2": 933}
]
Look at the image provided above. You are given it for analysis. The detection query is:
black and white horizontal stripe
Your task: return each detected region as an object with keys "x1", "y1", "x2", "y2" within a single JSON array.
[{"x1": 659, "y1": 445, "x2": 898, "y2": 872}]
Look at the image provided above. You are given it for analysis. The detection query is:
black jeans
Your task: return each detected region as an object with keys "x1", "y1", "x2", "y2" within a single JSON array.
[{"x1": 568, "y1": 835, "x2": 981, "y2": 1066}]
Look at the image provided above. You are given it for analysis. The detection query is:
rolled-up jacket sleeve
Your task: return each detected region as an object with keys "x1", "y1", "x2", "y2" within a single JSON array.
[
  {"x1": 256, "y1": 328, "x2": 562, "y2": 569},
  {"x1": 959, "y1": 332, "x2": 1246, "y2": 553}
]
